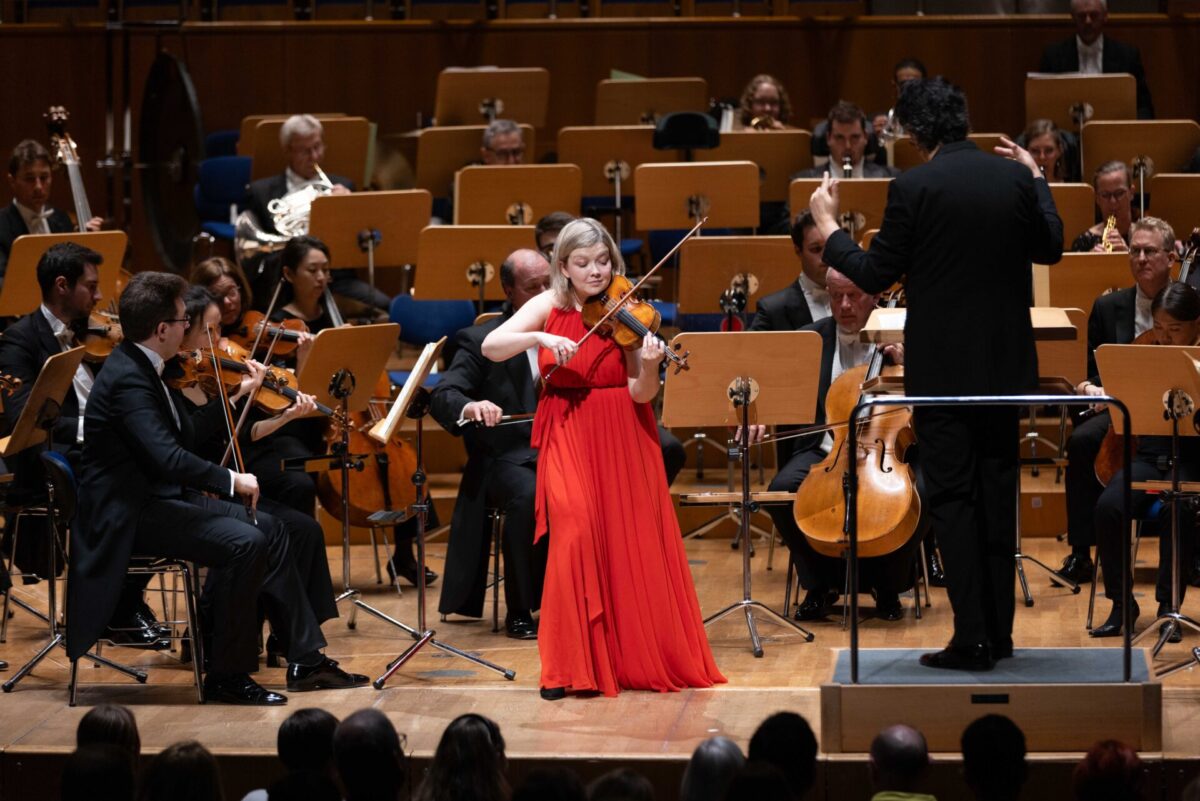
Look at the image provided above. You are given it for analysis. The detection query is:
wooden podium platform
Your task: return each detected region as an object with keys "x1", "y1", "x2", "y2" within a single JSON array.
[{"x1": 821, "y1": 647, "x2": 1162, "y2": 753}]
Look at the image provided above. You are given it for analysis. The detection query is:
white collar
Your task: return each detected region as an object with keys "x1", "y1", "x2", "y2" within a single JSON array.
[
  {"x1": 15, "y1": 200, "x2": 52, "y2": 229},
  {"x1": 285, "y1": 167, "x2": 320, "y2": 192},
  {"x1": 133, "y1": 342, "x2": 166, "y2": 376},
  {"x1": 799, "y1": 273, "x2": 828, "y2": 297},
  {"x1": 1077, "y1": 34, "x2": 1104, "y2": 52},
  {"x1": 837, "y1": 326, "x2": 863, "y2": 347},
  {"x1": 39, "y1": 304, "x2": 72, "y2": 339}
]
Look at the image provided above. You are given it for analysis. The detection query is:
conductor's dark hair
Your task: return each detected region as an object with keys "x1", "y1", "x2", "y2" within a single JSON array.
[
  {"x1": 789, "y1": 209, "x2": 818, "y2": 249},
  {"x1": 36, "y1": 241, "x2": 102, "y2": 297},
  {"x1": 77, "y1": 704, "x2": 141, "y2": 763},
  {"x1": 8, "y1": 139, "x2": 51, "y2": 175},
  {"x1": 747, "y1": 712, "x2": 818, "y2": 798},
  {"x1": 894, "y1": 57, "x2": 927, "y2": 79},
  {"x1": 895, "y1": 77, "x2": 970, "y2": 153},
  {"x1": 277, "y1": 708, "x2": 340, "y2": 775},
  {"x1": 119, "y1": 271, "x2": 188, "y2": 343},
  {"x1": 1151, "y1": 282, "x2": 1200, "y2": 323},
  {"x1": 962, "y1": 714, "x2": 1027, "y2": 801},
  {"x1": 281, "y1": 235, "x2": 331, "y2": 273}
]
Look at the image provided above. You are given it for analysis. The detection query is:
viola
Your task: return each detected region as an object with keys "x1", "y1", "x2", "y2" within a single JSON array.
[
  {"x1": 228, "y1": 310, "x2": 307, "y2": 357},
  {"x1": 792, "y1": 291, "x2": 921, "y2": 559},
  {"x1": 580, "y1": 274, "x2": 689, "y2": 373},
  {"x1": 83, "y1": 311, "x2": 123, "y2": 363}
]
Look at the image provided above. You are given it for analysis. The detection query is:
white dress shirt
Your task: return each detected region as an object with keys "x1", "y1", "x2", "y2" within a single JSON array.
[
  {"x1": 525, "y1": 346, "x2": 541, "y2": 382},
  {"x1": 16, "y1": 201, "x2": 54, "y2": 235},
  {"x1": 1134, "y1": 287, "x2": 1153, "y2": 338},
  {"x1": 285, "y1": 168, "x2": 322, "y2": 195},
  {"x1": 819, "y1": 327, "x2": 873, "y2": 454},
  {"x1": 39, "y1": 305, "x2": 93, "y2": 444},
  {"x1": 1076, "y1": 34, "x2": 1104, "y2": 74},
  {"x1": 799, "y1": 274, "x2": 832, "y2": 322}
]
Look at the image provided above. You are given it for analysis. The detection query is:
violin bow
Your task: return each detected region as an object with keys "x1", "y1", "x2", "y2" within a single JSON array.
[
  {"x1": 545, "y1": 216, "x2": 707, "y2": 380},
  {"x1": 206, "y1": 326, "x2": 256, "y2": 523},
  {"x1": 219, "y1": 324, "x2": 286, "y2": 469},
  {"x1": 249, "y1": 278, "x2": 286, "y2": 357}
]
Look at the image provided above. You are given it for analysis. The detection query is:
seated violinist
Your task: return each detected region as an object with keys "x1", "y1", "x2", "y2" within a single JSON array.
[
  {"x1": 1072, "y1": 160, "x2": 1134, "y2": 253},
  {"x1": 736, "y1": 75, "x2": 793, "y2": 131},
  {"x1": 0, "y1": 242, "x2": 167, "y2": 648},
  {"x1": 1059, "y1": 217, "x2": 1174, "y2": 584},
  {"x1": 748, "y1": 268, "x2": 923, "y2": 622},
  {"x1": 1091, "y1": 280, "x2": 1200, "y2": 642}
]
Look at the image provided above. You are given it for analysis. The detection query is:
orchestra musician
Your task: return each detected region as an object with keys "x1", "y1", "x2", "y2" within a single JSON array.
[
  {"x1": 1090, "y1": 280, "x2": 1200, "y2": 640},
  {"x1": 0, "y1": 141, "x2": 102, "y2": 284},
  {"x1": 0, "y1": 243, "x2": 167, "y2": 648},
  {"x1": 1059, "y1": 217, "x2": 1174, "y2": 585},
  {"x1": 66, "y1": 271, "x2": 368, "y2": 704},
  {"x1": 1072, "y1": 161, "x2": 1135, "y2": 253},
  {"x1": 749, "y1": 268, "x2": 921, "y2": 622},
  {"x1": 1021, "y1": 119, "x2": 1079, "y2": 183},
  {"x1": 799, "y1": 102, "x2": 899, "y2": 180},
  {"x1": 480, "y1": 120, "x2": 527, "y2": 166},
  {"x1": 481, "y1": 218, "x2": 725, "y2": 699},
  {"x1": 736, "y1": 75, "x2": 793, "y2": 131},
  {"x1": 810, "y1": 77, "x2": 1063, "y2": 671},
  {"x1": 243, "y1": 114, "x2": 387, "y2": 314},
  {"x1": 819, "y1": 60, "x2": 925, "y2": 170},
  {"x1": 429, "y1": 249, "x2": 550, "y2": 640},
  {"x1": 535, "y1": 212, "x2": 575, "y2": 261}
]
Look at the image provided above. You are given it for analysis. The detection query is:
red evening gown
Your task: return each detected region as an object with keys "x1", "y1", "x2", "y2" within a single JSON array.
[{"x1": 532, "y1": 306, "x2": 726, "y2": 696}]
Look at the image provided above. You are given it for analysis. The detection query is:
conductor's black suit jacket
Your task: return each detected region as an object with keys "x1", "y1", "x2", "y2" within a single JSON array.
[
  {"x1": 67, "y1": 342, "x2": 230, "y2": 661},
  {"x1": 824, "y1": 140, "x2": 1064, "y2": 396},
  {"x1": 1038, "y1": 36, "x2": 1155, "y2": 120}
]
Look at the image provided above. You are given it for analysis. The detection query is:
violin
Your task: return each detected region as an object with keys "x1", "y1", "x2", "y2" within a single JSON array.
[
  {"x1": 228, "y1": 310, "x2": 307, "y2": 357},
  {"x1": 83, "y1": 310, "x2": 123, "y2": 363},
  {"x1": 172, "y1": 341, "x2": 339, "y2": 419},
  {"x1": 792, "y1": 291, "x2": 921, "y2": 559},
  {"x1": 581, "y1": 274, "x2": 689, "y2": 372}
]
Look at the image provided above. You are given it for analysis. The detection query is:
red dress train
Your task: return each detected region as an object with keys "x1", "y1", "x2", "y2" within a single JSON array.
[{"x1": 532, "y1": 307, "x2": 726, "y2": 696}]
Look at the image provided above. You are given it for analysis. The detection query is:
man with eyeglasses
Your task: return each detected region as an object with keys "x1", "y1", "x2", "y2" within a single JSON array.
[
  {"x1": 1057, "y1": 216, "x2": 1176, "y2": 586},
  {"x1": 1071, "y1": 160, "x2": 1135, "y2": 253},
  {"x1": 480, "y1": 119, "x2": 526, "y2": 166}
]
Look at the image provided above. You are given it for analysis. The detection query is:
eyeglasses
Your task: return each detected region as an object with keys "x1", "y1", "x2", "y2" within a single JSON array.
[
  {"x1": 487, "y1": 146, "x2": 525, "y2": 160},
  {"x1": 1130, "y1": 246, "x2": 1166, "y2": 258},
  {"x1": 163, "y1": 317, "x2": 191, "y2": 327},
  {"x1": 1098, "y1": 189, "x2": 1129, "y2": 201}
]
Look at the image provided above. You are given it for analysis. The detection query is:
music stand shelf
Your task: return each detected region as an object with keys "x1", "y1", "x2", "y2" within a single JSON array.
[
  {"x1": 594, "y1": 77, "x2": 708, "y2": 126},
  {"x1": 1025, "y1": 73, "x2": 1136, "y2": 132},
  {"x1": 414, "y1": 225, "x2": 536, "y2": 308},
  {"x1": 635, "y1": 162, "x2": 760, "y2": 231},
  {"x1": 415, "y1": 124, "x2": 537, "y2": 198},
  {"x1": 434, "y1": 68, "x2": 550, "y2": 128},
  {"x1": 789, "y1": 178, "x2": 890, "y2": 239},
  {"x1": 677, "y1": 236, "x2": 798, "y2": 318},
  {"x1": 453, "y1": 164, "x2": 582, "y2": 226},
  {"x1": 0, "y1": 231, "x2": 125, "y2": 319},
  {"x1": 250, "y1": 116, "x2": 373, "y2": 188}
]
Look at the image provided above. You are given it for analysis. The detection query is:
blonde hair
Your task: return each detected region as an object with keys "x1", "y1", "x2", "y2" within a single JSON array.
[
  {"x1": 549, "y1": 218, "x2": 625, "y2": 309},
  {"x1": 1129, "y1": 216, "x2": 1176, "y2": 253}
]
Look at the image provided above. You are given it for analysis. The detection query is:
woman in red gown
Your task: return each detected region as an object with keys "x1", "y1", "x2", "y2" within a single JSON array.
[{"x1": 482, "y1": 219, "x2": 725, "y2": 699}]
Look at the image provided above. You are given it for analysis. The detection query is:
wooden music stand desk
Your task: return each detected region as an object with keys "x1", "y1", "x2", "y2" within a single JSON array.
[
  {"x1": 634, "y1": 162, "x2": 760, "y2": 230},
  {"x1": 250, "y1": 117, "x2": 373, "y2": 188},
  {"x1": 697, "y1": 130, "x2": 813, "y2": 203},
  {"x1": 0, "y1": 346, "x2": 85, "y2": 458},
  {"x1": 310, "y1": 191, "x2": 430, "y2": 269},
  {"x1": 676, "y1": 236, "x2": 798, "y2": 316},
  {"x1": 1035, "y1": 307, "x2": 1087, "y2": 389},
  {"x1": 1148, "y1": 175, "x2": 1200, "y2": 240},
  {"x1": 414, "y1": 125, "x2": 536, "y2": 198},
  {"x1": 557, "y1": 126, "x2": 666, "y2": 198},
  {"x1": 892, "y1": 133, "x2": 1006, "y2": 171},
  {"x1": 862, "y1": 307, "x2": 1076, "y2": 344},
  {"x1": 1032, "y1": 252, "x2": 1130, "y2": 311},
  {"x1": 1081, "y1": 120, "x2": 1200, "y2": 181},
  {"x1": 236, "y1": 113, "x2": 345, "y2": 157},
  {"x1": 1025, "y1": 74, "x2": 1136, "y2": 132},
  {"x1": 414, "y1": 225, "x2": 535, "y2": 304},
  {"x1": 454, "y1": 164, "x2": 582, "y2": 225},
  {"x1": 594, "y1": 77, "x2": 708, "y2": 126},
  {"x1": 297, "y1": 323, "x2": 399, "y2": 416},
  {"x1": 0, "y1": 231, "x2": 125, "y2": 318},
  {"x1": 789, "y1": 178, "x2": 890, "y2": 234},
  {"x1": 1049, "y1": 183, "x2": 1096, "y2": 244},
  {"x1": 434, "y1": 68, "x2": 550, "y2": 128}
]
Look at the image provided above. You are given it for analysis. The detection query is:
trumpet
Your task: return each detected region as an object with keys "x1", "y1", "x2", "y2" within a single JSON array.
[
  {"x1": 1102, "y1": 215, "x2": 1117, "y2": 253},
  {"x1": 267, "y1": 164, "x2": 335, "y2": 238}
]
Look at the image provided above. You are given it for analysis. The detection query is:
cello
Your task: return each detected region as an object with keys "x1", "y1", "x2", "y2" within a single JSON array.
[{"x1": 792, "y1": 292, "x2": 921, "y2": 559}]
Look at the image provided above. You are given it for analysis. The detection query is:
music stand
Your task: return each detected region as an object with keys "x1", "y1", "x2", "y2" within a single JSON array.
[
  {"x1": 1, "y1": 346, "x2": 148, "y2": 692},
  {"x1": 434, "y1": 68, "x2": 550, "y2": 127},
  {"x1": 1025, "y1": 74, "x2": 1136, "y2": 178},
  {"x1": 789, "y1": 178, "x2": 890, "y2": 242},
  {"x1": 414, "y1": 225, "x2": 535, "y2": 311},
  {"x1": 634, "y1": 162, "x2": 760, "y2": 231},
  {"x1": 453, "y1": 164, "x2": 582, "y2": 226},
  {"x1": 1096, "y1": 345, "x2": 1200, "y2": 673},
  {"x1": 293, "y1": 323, "x2": 400, "y2": 628},
  {"x1": 309, "y1": 190, "x2": 431, "y2": 296},
  {"x1": 236, "y1": 113, "x2": 345, "y2": 156},
  {"x1": 696, "y1": 131, "x2": 813, "y2": 204},
  {"x1": 663, "y1": 330, "x2": 823, "y2": 656},
  {"x1": 250, "y1": 117, "x2": 373, "y2": 188},
  {"x1": 558, "y1": 126, "x2": 667, "y2": 244},
  {"x1": 1080, "y1": 120, "x2": 1200, "y2": 184},
  {"x1": 594, "y1": 77, "x2": 708, "y2": 125},
  {"x1": 370, "y1": 339, "x2": 515, "y2": 687},
  {"x1": 1148, "y1": 175, "x2": 1200, "y2": 241},
  {"x1": 414, "y1": 124, "x2": 536, "y2": 198},
  {"x1": 1048, "y1": 183, "x2": 1096, "y2": 247},
  {"x1": 0, "y1": 231, "x2": 125, "y2": 318},
  {"x1": 1032, "y1": 252, "x2": 1130, "y2": 311}
]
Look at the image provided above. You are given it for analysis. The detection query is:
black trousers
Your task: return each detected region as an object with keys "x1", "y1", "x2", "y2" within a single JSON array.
[
  {"x1": 133, "y1": 494, "x2": 325, "y2": 673},
  {"x1": 766, "y1": 448, "x2": 918, "y2": 595},
  {"x1": 1065, "y1": 411, "x2": 1111, "y2": 551},
  {"x1": 913, "y1": 405, "x2": 1020, "y2": 648},
  {"x1": 1095, "y1": 458, "x2": 1198, "y2": 607},
  {"x1": 658, "y1": 425, "x2": 686, "y2": 487}
]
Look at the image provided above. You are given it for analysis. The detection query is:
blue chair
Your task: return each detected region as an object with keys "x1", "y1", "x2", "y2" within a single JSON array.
[
  {"x1": 387, "y1": 295, "x2": 479, "y2": 389},
  {"x1": 194, "y1": 156, "x2": 251, "y2": 241},
  {"x1": 204, "y1": 129, "x2": 239, "y2": 158}
]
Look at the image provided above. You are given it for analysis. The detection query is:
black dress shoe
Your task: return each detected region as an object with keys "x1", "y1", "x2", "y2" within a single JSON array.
[
  {"x1": 287, "y1": 657, "x2": 370, "y2": 692},
  {"x1": 1090, "y1": 601, "x2": 1139, "y2": 638},
  {"x1": 992, "y1": 637, "x2": 1014, "y2": 659},
  {"x1": 387, "y1": 555, "x2": 439, "y2": 588},
  {"x1": 265, "y1": 634, "x2": 286, "y2": 669},
  {"x1": 204, "y1": 673, "x2": 287, "y2": 706},
  {"x1": 137, "y1": 603, "x2": 172, "y2": 638},
  {"x1": 924, "y1": 549, "x2": 947, "y2": 587},
  {"x1": 505, "y1": 611, "x2": 538, "y2": 640},
  {"x1": 105, "y1": 612, "x2": 171, "y2": 650},
  {"x1": 794, "y1": 588, "x2": 838, "y2": 621},
  {"x1": 0, "y1": 660, "x2": 7, "y2": 671},
  {"x1": 1157, "y1": 603, "x2": 1184, "y2": 643},
  {"x1": 1054, "y1": 552, "x2": 1094, "y2": 585},
  {"x1": 872, "y1": 590, "x2": 904, "y2": 621},
  {"x1": 919, "y1": 642, "x2": 995, "y2": 671},
  {"x1": 540, "y1": 687, "x2": 566, "y2": 700}
]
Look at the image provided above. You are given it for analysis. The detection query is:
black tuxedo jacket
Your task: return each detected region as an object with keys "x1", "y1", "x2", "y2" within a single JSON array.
[
  {"x1": 794, "y1": 161, "x2": 900, "y2": 180},
  {"x1": 790, "y1": 316, "x2": 839, "y2": 459},
  {"x1": 67, "y1": 341, "x2": 231, "y2": 660},
  {"x1": 825, "y1": 140, "x2": 1063, "y2": 397},
  {"x1": 1085, "y1": 285, "x2": 1136, "y2": 385},
  {"x1": 749, "y1": 280, "x2": 815, "y2": 332},
  {"x1": 244, "y1": 172, "x2": 355, "y2": 235},
  {"x1": 0, "y1": 309, "x2": 84, "y2": 447},
  {"x1": 0, "y1": 202, "x2": 74, "y2": 280},
  {"x1": 1038, "y1": 36, "x2": 1155, "y2": 120}
]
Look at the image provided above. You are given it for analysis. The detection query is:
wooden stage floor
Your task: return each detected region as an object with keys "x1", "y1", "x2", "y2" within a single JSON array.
[{"x1": 3, "y1": 534, "x2": 1200, "y2": 789}]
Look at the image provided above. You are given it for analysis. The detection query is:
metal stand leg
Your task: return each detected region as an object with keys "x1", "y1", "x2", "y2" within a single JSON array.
[{"x1": 1013, "y1": 467, "x2": 1080, "y2": 606}]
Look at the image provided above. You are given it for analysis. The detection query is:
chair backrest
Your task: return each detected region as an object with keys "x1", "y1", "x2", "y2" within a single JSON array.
[
  {"x1": 389, "y1": 294, "x2": 478, "y2": 346},
  {"x1": 195, "y1": 156, "x2": 252, "y2": 221},
  {"x1": 39, "y1": 450, "x2": 78, "y2": 523}
]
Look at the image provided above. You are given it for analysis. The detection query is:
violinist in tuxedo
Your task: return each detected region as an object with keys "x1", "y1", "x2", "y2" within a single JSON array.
[
  {"x1": 430, "y1": 249, "x2": 549, "y2": 639},
  {"x1": 0, "y1": 140, "x2": 102, "y2": 285}
]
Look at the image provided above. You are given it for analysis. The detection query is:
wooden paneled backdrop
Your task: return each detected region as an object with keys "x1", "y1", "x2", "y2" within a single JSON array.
[{"x1": 2, "y1": 14, "x2": 1198, "y2": 268}]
